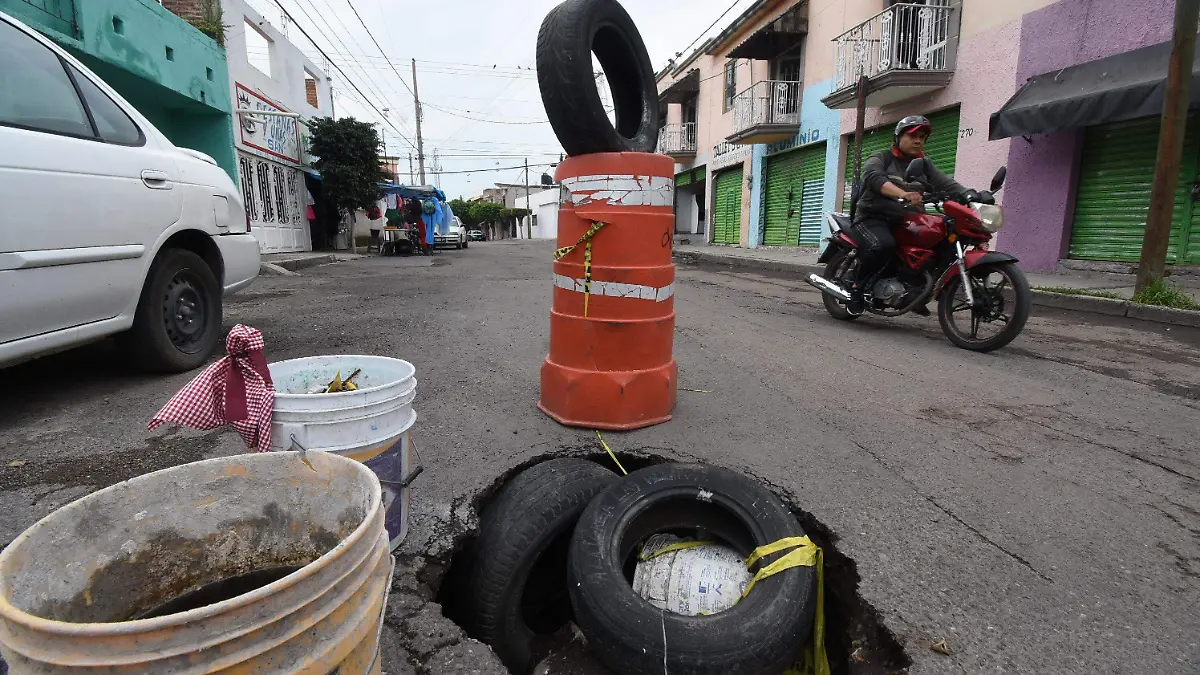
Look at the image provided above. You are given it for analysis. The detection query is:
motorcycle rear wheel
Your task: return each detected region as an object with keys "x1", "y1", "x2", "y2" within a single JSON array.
[
  {"x1": 821, "y1": 250, "x2": 861, "y2": 321},
  {"x1": 938, "y1": 262, "x2": 1031, "y2": 352}
]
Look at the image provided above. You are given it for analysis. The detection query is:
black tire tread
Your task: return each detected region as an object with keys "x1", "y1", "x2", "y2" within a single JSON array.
[
  {"x1": 821, "y1": 250, "x2": 860, "y2": 321},
  {"x1": 468, "y1": 458, "x2": 617, "y2": 672},
  {"x1": 119, "y1": 248, "x2": 221, "y2": 373},
  {"x1": 938, "y1": 262, "x2": 1031, "y2": 352},
  {"x1": 536, "y1": 0, "x2": 658, "y2": 155},
  {"x1": 568, "y1": 463, "x2": 815, "y2": 675}
]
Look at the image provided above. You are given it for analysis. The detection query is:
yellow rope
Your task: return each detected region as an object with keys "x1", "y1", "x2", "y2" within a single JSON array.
[
  {"x1": 595, "y1": 431, "x2": 627, "y2": 475},
  {"x1": 743, "y1": 536, "x2": 830, "y2": 675},
  {"x1": 554, "y1": 222, "x2": 606, "y2": 318},
  {"x1": 638, "y1": 539, "x2": 717, "y2": 561}
]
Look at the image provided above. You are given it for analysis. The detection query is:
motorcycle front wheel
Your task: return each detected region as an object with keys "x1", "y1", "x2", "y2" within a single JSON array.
[
  {"x1": 821, "y1": 250, "x2": 861, "y2": 321},
  {"x1": 938, "y1": 262, "x2": 1031, "y2": 352}
]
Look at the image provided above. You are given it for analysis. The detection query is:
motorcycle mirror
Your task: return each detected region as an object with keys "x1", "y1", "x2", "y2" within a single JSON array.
[
  {"x1": 904, "y1": 158, "x2": 928, "y2": 183},
  {"x1": 990, "y1": 166, "x2": 1007, "y2": 192}
]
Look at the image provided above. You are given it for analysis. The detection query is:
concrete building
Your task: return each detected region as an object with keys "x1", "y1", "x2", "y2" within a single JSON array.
[
  {"x1": 520, "y1": 187, "x2": 562, "y2": 241},
  {"x1": 1, "y1": 0, "x2": 236, "y2": 178},
  {"x1": 221, "y1": 0, "x2": 332, "y2": 253},
  {"x1": 660, "y1": 0, "x2": 1193, "y2": 272}
]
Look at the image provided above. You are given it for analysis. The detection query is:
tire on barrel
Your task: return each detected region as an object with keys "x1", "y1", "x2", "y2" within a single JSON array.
[{"x1": 537, "y1": 0, "x2": 660, "y2": 155}]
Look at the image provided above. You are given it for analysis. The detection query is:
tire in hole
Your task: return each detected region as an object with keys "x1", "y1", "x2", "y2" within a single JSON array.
[
  {"x1": 568, "y1": 463, "x2": 817, "y2": 675},
  {"x1": 465, "y1": 458, "x2": 618, "y2": 674}
]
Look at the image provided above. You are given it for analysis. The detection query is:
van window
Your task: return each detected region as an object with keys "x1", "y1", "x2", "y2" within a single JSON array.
[
  {"x1": 0, "y1": 20, "x2": 93, "y2": 138},
  {"x1": 69, "y1": 64, "x2": 144, "y2": 146}
]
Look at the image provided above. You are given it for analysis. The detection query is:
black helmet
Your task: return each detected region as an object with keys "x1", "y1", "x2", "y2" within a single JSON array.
[{"x1": 894, "y1": 115, "x2": 932, "y2": 144}]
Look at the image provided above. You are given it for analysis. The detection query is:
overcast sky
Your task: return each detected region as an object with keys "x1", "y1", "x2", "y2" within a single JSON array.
[{"x1": 241, "y1": 0, "x2": 756, "y2": 199}]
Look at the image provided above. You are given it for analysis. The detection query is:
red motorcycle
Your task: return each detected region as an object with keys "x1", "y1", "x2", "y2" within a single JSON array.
[{"x1": 806, "y1": 161, "x2": 1031, "y2": 352}]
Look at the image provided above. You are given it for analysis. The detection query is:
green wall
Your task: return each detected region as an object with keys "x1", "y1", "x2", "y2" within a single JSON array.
[{"x1": 2, "y1": 0, "x2": 237, "y2": 180}]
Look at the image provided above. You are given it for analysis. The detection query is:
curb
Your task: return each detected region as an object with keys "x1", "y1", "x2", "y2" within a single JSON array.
[
  {"x1": 260, "y1": 254, "x2": 337, "y2": 276},
  {"x1": 674, "y1": 250, "x2": 1200, "y2": 329}
]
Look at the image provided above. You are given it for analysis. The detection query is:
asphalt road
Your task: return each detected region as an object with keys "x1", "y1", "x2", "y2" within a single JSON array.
[{"x1": 1, "y1": 240, "x2": 1197, "y2": 674}]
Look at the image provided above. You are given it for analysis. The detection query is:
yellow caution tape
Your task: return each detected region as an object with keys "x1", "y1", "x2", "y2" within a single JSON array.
[
  {"x1": 638, "y1": 539, "x2": 717, "y2": 562},
  {"x1": 742, "y1": 536, "x2": 829, "y2": 675},
  {"x1": 595, "y1": 430, "x2": 627, "y2": 476},
  {"x1": 554, "y1": 221, "x2": 606, "y2": 317}
]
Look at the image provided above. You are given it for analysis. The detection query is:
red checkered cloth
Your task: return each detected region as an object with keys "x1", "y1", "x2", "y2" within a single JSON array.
[{"x1": 148, "y1": 324, "x2": 276, "y2": 452}]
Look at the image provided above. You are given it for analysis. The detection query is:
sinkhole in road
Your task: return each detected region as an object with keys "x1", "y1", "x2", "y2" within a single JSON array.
[{"x1": 434, "y1": 450, "x2": 911, "y2": 675}]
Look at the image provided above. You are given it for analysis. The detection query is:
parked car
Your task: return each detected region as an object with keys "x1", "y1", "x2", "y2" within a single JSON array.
[
  {"x1": 467, "y1": 229, "x2": 485, "y2": 241},
  {"x1": 435, "y1": 216, "x2": 469, "y2": 249},
  {"x1": 0, "y1": 12, "x2": 260, "y2": 373}
]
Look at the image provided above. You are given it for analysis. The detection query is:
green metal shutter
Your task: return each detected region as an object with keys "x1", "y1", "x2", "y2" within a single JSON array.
[
  {"x1": 764, "y1": 151, "x2": 805, "y2": 246},
  {"x1": 1071, "y1": 116, "x2": 1198, "y2": 263},
  {"x1": 797, "y1": 144, "x2": 827, "y2": 245},
  {"x1": 842, "y1": 107, "x2": 960, "y2": 210},
  {"x1": 922, "y1": 107, "x2": 960, "y2": 177},
  {"x1": 713, "y1": 167, "x2": 743, "y2": 245}
]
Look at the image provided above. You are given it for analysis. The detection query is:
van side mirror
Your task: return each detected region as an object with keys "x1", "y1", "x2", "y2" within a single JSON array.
[
  {"x1": 904, "y1": 158, "x2": 928, "y2": 183},
  {"x1": 990, "y1": 166, "x2": 1007, "y2": 192}
]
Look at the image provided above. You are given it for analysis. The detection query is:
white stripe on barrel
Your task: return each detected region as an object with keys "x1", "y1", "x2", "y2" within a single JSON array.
[
  {"x1": 560, "y1": 175, "x2": 674, "y2": 207},
  {"x1": 554, "y1": 274, "x2": 674, "y2": 302}
]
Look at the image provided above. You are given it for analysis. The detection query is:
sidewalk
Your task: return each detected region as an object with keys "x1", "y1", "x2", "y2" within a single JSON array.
[{"x1": 674, "y1": 244, "x2": 1200, "y2": 328}]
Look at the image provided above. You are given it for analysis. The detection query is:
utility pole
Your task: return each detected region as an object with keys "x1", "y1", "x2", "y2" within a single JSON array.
[
  {"x1": 408, "y1": 153, "x2": 414, "y2": 184},
  {"x1": 411, "y1": 59, "x2": 427, "y2": 184},
  {"x1": 1137, "y1": 0, "x2": 1200, "y2": 292},
  {"x1": 525, "y1": 158, "x2": 532, "y2": 239},
  {"x1": 849, "y1": 74, "x2": 868, "y2": 221}
]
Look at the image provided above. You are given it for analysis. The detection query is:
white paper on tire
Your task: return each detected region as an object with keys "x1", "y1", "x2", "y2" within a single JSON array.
[{"x1": 631, "y1": 534, "x2": 753, "y2": 616}]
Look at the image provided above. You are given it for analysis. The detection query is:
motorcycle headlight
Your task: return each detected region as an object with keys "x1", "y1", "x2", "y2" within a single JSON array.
[{"x1": 972, "y1": 203, "x2": 1004, "y2": 233}]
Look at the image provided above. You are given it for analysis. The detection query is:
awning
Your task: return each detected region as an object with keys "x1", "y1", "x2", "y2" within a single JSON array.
[
  {"x1": 660, "y1": 69, "x2": 700, "y2": 104},
  {"x1": 727, "y1": 4, "x2": 807, "y2": 60},
  {"x1": 990, "y1": 40, "x2": 1200, "y2": 140}
]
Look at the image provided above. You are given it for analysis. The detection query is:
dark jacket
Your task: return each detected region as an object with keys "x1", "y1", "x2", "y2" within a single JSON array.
[{"x1": 854, "y1": 147, "x2": 967, "y2": 223}]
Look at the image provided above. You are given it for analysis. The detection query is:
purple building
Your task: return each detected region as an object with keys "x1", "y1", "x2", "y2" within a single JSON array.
[{"x1": 993, "y1": 0, "x2": 1193, "y2": 271}]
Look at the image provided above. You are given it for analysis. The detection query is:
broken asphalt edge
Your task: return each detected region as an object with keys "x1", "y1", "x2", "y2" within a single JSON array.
[{"x1": 673, "y1": 249, "x2": 1200, "y2": 329}]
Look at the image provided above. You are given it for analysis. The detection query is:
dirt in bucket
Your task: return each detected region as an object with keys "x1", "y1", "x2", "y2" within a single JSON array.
[{"x1": 135, "y1": 565, "x2": 303, "y2": 619}]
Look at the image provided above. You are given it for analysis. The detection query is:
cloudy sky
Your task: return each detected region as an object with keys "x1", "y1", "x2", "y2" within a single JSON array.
[{"x1": 240, "y1": 0, "x2": 757, "y2": 199}]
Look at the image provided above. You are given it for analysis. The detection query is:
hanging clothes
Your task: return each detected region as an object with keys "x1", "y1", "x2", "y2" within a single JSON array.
[{"x1": 305, "y1": 189, "x2": 316, "y2": 221}]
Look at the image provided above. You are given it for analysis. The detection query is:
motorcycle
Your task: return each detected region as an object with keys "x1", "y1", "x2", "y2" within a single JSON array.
[{"x1": 805, "y1": 160, "x2": 1031, "y2": 352}]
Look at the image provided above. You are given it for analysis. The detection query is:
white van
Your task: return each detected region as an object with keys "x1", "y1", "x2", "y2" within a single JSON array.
[{"x1": 0, "y1": 12, "x2": 260, "y2": 372}]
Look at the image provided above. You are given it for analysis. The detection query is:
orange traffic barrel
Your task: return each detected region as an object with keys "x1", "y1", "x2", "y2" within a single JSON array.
[{"x1": 539, "y1": 152, "x2": 677, "y2": 430}]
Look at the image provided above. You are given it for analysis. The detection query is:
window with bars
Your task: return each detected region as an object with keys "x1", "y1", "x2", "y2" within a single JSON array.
[
  {"x1": 286, "y1": 171, "x2": 300, "y2": 224},
  {"x1": 239, "y1": 156, "x2": 258, "y2": 222},
  {"x1": 273, "y1": 166, "x2": 288, "y2": 224},
  {"x1": 723, "y1": 61, "x2": 737, "y2": 112},
  {"x1": 256, "y1": 161, "x2": 274, "y2": 222}
]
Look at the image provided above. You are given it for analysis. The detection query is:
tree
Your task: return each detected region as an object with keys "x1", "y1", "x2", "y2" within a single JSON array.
[
  {"x1": 469, "y1": 202, "x2": 505, "y2": 225},
  {"x1": 449, "y1": 199, "x2": 477, "y2": 226},
  {"x1": 308, "y1": 117, "x2": 390, "y2": 252}
]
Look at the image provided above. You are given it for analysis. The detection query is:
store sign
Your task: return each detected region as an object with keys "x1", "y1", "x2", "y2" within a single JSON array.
[{"x1": 236, "y1": 83, "x2": 300, "y2": 164}]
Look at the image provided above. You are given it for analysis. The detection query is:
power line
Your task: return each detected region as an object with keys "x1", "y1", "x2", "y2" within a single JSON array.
[
  {"x1": 436, "y1": 162, "x2": 557, "y2": 176},
  {"x1": 666, "y1": 0, "x2": 750, "y2": 70},
  {"x1": 422, "y1": 102, "x2": 549, "y2": 125},
  {"x1": 342, "y1": 0, "x2": 416, "y2": 97},
  {"x1": 264, "y1": 0, "x2": 414, "y2": 148}
]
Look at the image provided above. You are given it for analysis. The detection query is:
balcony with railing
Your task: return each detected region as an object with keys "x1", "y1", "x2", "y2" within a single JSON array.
[
  {"x1": 657, "y1": 122, "x2": 698, "y2": 160},
  {"x1": 821, "y1": 2, "x2": 957, "y2": 109},
  {"x1": 726, "y1": 80, "x2": 803, "y2": 145}
]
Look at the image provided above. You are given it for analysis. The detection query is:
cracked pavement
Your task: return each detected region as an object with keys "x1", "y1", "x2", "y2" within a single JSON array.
[{"x1": 0, "y1": 241, "x2": 1197, "y2": 674}]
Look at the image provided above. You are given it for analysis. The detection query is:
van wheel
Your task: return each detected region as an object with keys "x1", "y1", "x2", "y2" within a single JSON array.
[{"x1": 119, "y1": 249, "x2": 222, "y2": 373}]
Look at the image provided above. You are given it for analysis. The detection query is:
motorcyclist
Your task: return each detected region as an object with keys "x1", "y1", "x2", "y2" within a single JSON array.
[{"x1": 849, "y1": 115, "x2": 970, "y2": 314}]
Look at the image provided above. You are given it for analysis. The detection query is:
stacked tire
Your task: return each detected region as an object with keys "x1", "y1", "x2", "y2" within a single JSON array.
[
  {"x1": 537, "y1": 0, "x2": 660, "y2": 156},
  {"x1": 457, "y1": 459, "x2": 818, "y2": 675}
]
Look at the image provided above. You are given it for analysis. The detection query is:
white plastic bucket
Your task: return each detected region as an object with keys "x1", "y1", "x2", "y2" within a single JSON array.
[
  {"x1": 269, "y1": 355, "x2": 421, "y2": 550},
  {"x1": 632, "y1": 534, "x2": 752, "y2": 617}
]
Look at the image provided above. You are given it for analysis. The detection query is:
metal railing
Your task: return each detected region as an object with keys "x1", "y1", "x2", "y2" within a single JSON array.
[
  {"x1": 833, "y1": 2, "x2": 955, "y2": 90},
  {"x1": 657, "y1": 122, "x2": 698, "y2": 155},
  {"x1": 730, "y1": 80, "x2": 802, "y2": 136}
]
